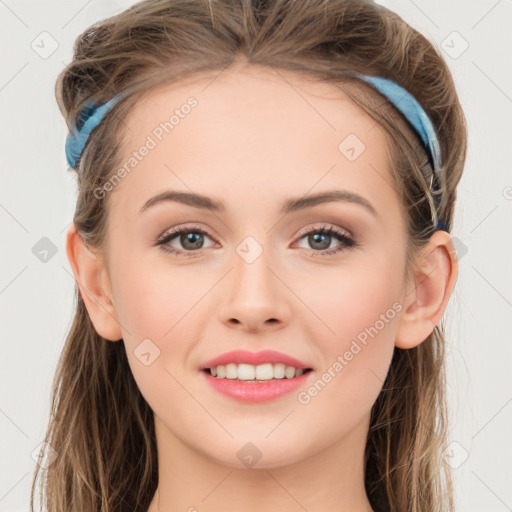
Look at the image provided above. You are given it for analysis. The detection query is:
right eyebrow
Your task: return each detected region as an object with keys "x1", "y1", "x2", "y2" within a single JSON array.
[{"x1": 139, "y1": 190, "x2": 225, "y2": 215}]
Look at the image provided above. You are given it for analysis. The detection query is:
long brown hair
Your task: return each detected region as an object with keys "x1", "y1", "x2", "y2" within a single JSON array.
[{"x1": 31, "y1": 1, "x2": 467, "y2": 510}]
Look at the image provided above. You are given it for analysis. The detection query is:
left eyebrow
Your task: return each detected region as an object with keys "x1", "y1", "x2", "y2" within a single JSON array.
[
  {"x1": 138, "y1": 189, "x2": 379, "y2": 219},
  {"x1": 280, "y1": 190, "x2": 379, "y2": 219}
]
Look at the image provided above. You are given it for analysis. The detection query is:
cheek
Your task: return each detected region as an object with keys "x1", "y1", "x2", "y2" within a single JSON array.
[
  {"x1": 297, "y1": 256, "x2": 403, "y2": 414},
  {"x1": 110, "y1": 257, "x2": 207, "y2": 383},
  {"x1": 113, "y1": 254, "x2": 203, "y2": 341},
  {"x1": 305, "y1": 249, "x2": 403, "y2": 348},
  {"x1": 112, "y1": 264, "x2": 209, "y2": 419}
]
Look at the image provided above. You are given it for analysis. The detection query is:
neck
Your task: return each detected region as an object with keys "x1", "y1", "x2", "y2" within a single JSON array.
[{"x1": 147, "y1": 413, "x2": 375, "y2": 512}]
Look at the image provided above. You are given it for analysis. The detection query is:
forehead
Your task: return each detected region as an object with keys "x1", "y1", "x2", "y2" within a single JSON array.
[
  {"x1": 109, "y1": 63, "x2": 395, "y2": 219},
  {"x1": 122, "y1": 64, "x2": 387, "y2": 153}
]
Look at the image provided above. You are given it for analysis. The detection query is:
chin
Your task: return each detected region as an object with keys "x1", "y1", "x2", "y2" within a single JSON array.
[{"x1": 201, "y1": 436, "x2": 312, "y2": 470}]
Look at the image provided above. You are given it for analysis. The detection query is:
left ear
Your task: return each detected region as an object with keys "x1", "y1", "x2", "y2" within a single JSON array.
[{"x1": 395, "y1": 230, "x2": 459, "y2": 349}]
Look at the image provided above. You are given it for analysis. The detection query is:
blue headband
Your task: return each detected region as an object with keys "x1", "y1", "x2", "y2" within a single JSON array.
[{"x1": 64, "y1": 73, "x2": 448, "y2": 231}]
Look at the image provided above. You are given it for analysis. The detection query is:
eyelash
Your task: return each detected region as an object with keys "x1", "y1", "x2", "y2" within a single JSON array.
[{"x1": 155, "y1": 224, "x2": 358, "y2": 258}]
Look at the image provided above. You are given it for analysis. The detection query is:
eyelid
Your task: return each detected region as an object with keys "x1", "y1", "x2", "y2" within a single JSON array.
[
  {"x1": 155, "y1": 221, "x2": 357, "y2": 257},
  {"x1": 294, "y1": 222, "x2": 353, "y2": 240},
  {"x1": 156, "y1": 222, "x2": 352, "y2": 244},
  {"x1": 156, "y1": 223, "x2": 216, "y2": 242}
]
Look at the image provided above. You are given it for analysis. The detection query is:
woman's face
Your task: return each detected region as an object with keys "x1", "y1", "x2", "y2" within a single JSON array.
[{"x1": 103, "y1": 63, "x2": 410, "y2": 468}]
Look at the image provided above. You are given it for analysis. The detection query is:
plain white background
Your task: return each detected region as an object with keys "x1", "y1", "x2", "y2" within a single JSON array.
[{"x1": 1, "y1": 1, "x2": 511, "y2": 510}]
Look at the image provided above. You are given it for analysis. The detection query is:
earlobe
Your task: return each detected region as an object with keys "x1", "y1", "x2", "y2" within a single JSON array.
[
  {"x1": 395, "y1": 230, "x2": 459, "y2": 349},
  {"x1": 65, "y1": 223, "x2": 123, "y2": 342}
]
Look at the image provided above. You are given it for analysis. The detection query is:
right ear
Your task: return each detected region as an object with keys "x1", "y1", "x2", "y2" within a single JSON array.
[{"x1": 65, "y1": 223, "x2": 123, "y2": 341}]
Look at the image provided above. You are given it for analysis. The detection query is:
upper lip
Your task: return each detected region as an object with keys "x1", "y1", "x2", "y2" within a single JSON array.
[{"x1": 199, "y1": 350, "x2": 313, "y2": 370}]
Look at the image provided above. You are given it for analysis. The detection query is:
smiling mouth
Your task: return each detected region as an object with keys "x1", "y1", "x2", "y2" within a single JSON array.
[{"x1": 202, "y1": 366, "x2": 313, "y2": 381}]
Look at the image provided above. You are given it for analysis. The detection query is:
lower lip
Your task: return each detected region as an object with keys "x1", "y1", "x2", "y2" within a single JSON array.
[{"x1": 200, "y1": 370, "x2": 313, "y2": 403}]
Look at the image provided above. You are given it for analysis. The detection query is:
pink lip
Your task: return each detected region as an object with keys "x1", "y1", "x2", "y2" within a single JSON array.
[
  {"x1": 199, "y1": 349, "x2": 313, "y2": 370},
  {"x1": 200, "y1": 370, "x2": 313, "y2": 403}
]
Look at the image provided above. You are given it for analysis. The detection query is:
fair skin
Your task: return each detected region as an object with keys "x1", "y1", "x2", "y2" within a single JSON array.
[{"x1": 66, "y1": 62, "x2": 458, "y2": 512}]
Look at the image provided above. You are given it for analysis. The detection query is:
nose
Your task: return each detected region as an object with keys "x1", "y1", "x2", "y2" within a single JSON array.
[{"x1": 218, "y1": 245, "x2": 292, "y2": 333}]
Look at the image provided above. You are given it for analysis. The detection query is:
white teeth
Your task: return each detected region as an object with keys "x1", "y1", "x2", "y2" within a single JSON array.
[
  {"x1": 225, "y1": 363, "x2": 238, "y2": 379},
  {"x1": 237, "y1": 363, "x2": 255, "y2": 380},
  {"x1": 256, "y1": 363, "x2": 273, "y2": 380},
  {"x1": 284, "y1": 365, "x2": 296, "y2": 378},
  {"x1": 208, "y1": 363, "x2": 306, "y2": 380},
  {"x1": 274, "y1": 363, "x2": 285, "y2": 379}
]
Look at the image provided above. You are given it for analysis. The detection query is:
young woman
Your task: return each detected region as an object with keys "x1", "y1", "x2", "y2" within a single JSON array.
[{"x1": 31, "y1": 0, "x2": 467, "y2": 511}]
